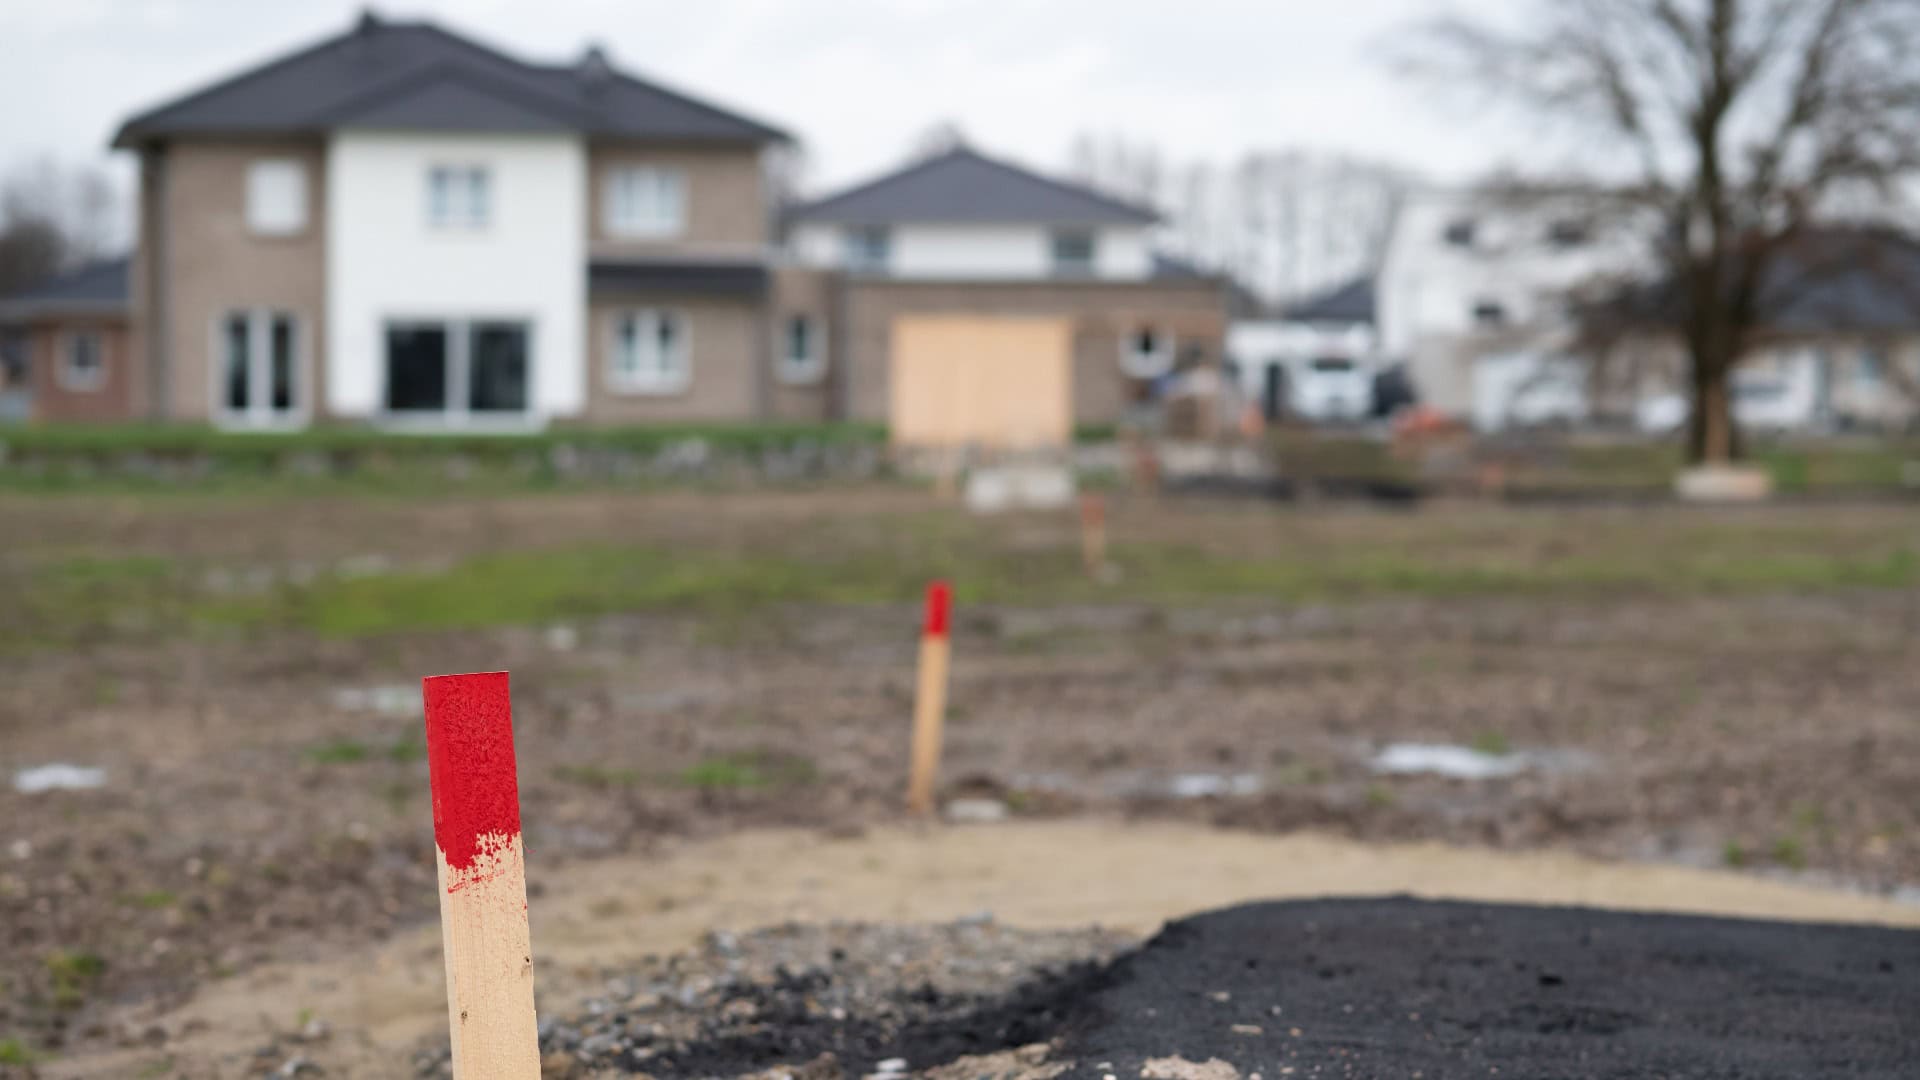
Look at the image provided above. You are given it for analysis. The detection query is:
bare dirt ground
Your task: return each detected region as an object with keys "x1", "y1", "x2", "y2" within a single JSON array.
[{"x1": 3, "y1": 491, "x2": 1918, "y2": 1075}]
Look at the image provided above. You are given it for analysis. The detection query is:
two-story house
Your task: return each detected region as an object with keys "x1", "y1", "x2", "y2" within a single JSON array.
[
  {"x1": 785, "y1": 144, "x2": 1226, "y2": 446},
  {"x1": 3, "y1": 11, "x2": 1226, "y2": 443},
  {"x1": 110, "y1": 10, "x2": 789, "y2": 432},
  {"x1": 1378, "y1": 187, "x2": 1644, "y2": 426}
]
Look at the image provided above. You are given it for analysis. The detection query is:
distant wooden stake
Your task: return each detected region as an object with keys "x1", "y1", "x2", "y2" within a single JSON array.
[
  {"x1": 906, "y1": 581, "x2": 953, "y2": 816},
  {"x1": 421, "y1": 672, "x2": 541, "y2": 1080},
  {"x1": 1079, "y1": 493, "x2": 1107, "y2": 579}
]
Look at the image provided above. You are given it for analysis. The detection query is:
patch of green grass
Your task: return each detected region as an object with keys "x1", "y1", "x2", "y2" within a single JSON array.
[
  {"x1": 1469, "y1": 730, "x2": 1512, "y2": 756},
  {"x1": 386, "y1": 733, "x2": 426, "y2": 764},
  {"x1": 553, "y1": 765, "x2": 643, "y2": 789},
  {"x1": 1771, "y1": 835, "x2": 1808, "y2": 870},
  {"x1": 45, "y1": 949, "x2": 105, "y2": 1010},
  {"x1": 0, "y1": 1038, "x2": 36, "y2": 1066},
  {"x1": 677, "y1": 750, "x2": 817, "y2": 791},
  {"x1": 137, "y1": 1056, "x2": 175, "y2": 1077},
  {"x1": 1365, "y1": 783, "x2": 1397, "y2": 809},
  {"x1": 1723, "y1": 840, "x2": 1750, "y2": 868},
  {"x1": 124, "y1": 889, "x2": 177, "y2": 910},
  {"x1": 304, "y1": 738, "x2": 371, "y2": 765}
]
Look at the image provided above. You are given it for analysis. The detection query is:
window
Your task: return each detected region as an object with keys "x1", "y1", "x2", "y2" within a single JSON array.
[
  {"x1": 1443, "y1": 218, "x2": 1477, "y2": 248},
  {"x1": 1051, "y1": 229, "x2": 1097, "y2": 276},
  {"x1": 1858, "y1": 347, "x2": 1886, "y2": 388},
  {"x1": 777, "y1": 314, "x2": 825, "y2": 384},
  {"x1": 1119, "y1": 325, "x2": 1175, "y2": 379},
  {"x1": 384, "y1": 320, "x2": 531, "y2": 420},
  {"x1": 427, "y1": 164, "x2": 490, "y2": 229},
  {"x1": 59, "y1": 331, "x2": 106, "y2": 392},
  {"x1": 1546, "y1": 219, "x2": 1590, "y2": 249},
  {"x1": 247, "y1": 159, "x2": 309, "y2": 236},
  {"x1": 218, "y1": 310, "x2": 303, "y2": 426},
  {"x1": 1472, "y1": 300, "x2": 1508, "y2": 327},
  {"x1": 1309, "y1": 357, "x2": 1356, "y2": 374},
  {"x1": 844, "y1": 227, "x2": 891, "y2": 273},
  {"x1": 604, "y1": 166, "x2": 686, "y2": 238},
  {"x1": 609, "y1": 309, "x2": 690, "y2": 394}
]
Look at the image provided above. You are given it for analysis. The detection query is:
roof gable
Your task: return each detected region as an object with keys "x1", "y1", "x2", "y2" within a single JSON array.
[
  {"x1": 790, "y1": 146, "x2": 1159, "y2": 227},
  {"x1": 1285, "y1": 277, "x2": 1375, "y2": 325},
  {"x1": 113, "y1": 15, "x2": 788, "y2": 146}
]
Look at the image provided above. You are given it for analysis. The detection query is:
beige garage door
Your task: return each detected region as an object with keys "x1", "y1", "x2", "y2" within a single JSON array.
[{"x1": 889, "y1": 315, "x2": 1073, "y2": 449}]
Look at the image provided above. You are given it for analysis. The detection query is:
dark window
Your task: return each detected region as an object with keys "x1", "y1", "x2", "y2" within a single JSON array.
[
  {"x1": 1309, "y1": 357, "x2": 1355, "y2": 374},
  {"x1": 845, "y1": 227, "x2": 891, "y2": 272},
  {"x1": 386, "y1": 325, "x2": 448, "y2": 412},
  {"x1": 1051, "y1": 229, "x2": 1097, "y2": 275},
  {"x1": 1472, "y1": 300, "x2": 1508, "y2": 327},
  {"x1": 224, "y1": 314, "x2": 251, "y2": 412},
  {"x1": 270, "y1": 315, "x2": 295, "y2": 411},
  {"x1": 1443, "y1": 219, "x2": 1477, "y2": 247},
  {"x1": 1546, "y1": 219, "x2": 1590, "y2": 248},
  {"x1": 470, "y1": 322, "x2": 530, "y2": 413}
]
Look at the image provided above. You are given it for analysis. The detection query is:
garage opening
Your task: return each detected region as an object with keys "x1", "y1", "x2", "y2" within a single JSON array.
[{"x1": 888, "y1": 315, "x2": 1072, "y2": 449}]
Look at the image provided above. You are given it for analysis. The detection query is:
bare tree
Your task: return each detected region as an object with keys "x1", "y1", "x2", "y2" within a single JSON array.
[
  {"x1": 1067, "y1": 134, "x2": 1409, "y2": 307},
  {"x1": 1400, "y1": 0, "x2": 1920, "y2": 463},
  {"x1": 0, "y1": 156, "x2": 122, "y2": 296}
]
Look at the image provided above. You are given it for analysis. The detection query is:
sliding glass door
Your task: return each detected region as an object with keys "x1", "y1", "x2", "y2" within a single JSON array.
[{"x1": 383, "y1": 319, "x2": 531, "y2": 424}]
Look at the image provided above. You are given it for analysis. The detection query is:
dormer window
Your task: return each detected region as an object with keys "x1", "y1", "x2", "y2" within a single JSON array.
[{"x1": 844, "y1": 227, "x2": 891, "y2": 273}]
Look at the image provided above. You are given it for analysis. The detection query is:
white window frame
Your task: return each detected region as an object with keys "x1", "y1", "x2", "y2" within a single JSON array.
[
  {"x1": 427, "y1": 164, "x2": 490, "y2": 230},
  {"x1": 210, "y1": 310, "x2": 309, "y2": 430},
  {"x1": 608, "y1": 309, "x2": 692, "y2": 395},
  {"x1": 604, "y1": 165, "x2": 687, "y2": 239},
  {"x1": 844, "y1": 226, "x2": 891, "y2": 273},
  {"x1": 246, "y1": 158, "x2": 309, "y2": 237},
  {"x1": 377, "y1": 317, "x2": 537, "y2": 430},
  {"x1": 1119, "y1": 325, "x2": 1176, "y2": 379},
  {"x1": 775, "y1": 313, "x2": 826, "y2": 385},
  {"x1": 58, "y1": 330, "x2": 107, "y2": 393}
]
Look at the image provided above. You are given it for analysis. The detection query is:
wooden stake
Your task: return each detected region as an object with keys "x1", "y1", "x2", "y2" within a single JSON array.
[
  {"x1": 1079, "y1": 492, "x2": 1108, "y2": 579},
  {"x1": 421, "y1": 672, "x2": 540, "y2": 1080},
  {"x1": 906, "y1": 581, "x2": 953, "y2": 816}
]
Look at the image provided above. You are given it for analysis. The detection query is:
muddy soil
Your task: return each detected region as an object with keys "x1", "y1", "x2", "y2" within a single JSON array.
[{"x1": 3, "y1": 494, "x2": 1919, "y2": 1070}]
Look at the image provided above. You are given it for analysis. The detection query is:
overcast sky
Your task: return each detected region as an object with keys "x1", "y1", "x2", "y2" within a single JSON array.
[{"x1": 0, "y1": 0, "x2": 1540, "y2": 196}]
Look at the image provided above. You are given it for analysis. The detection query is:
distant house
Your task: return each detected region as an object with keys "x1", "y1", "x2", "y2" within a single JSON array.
[
  {"x1": 1377, "y1": 187, "x2": 1644, "y2": 430},
  {"x1": 0, "y1": 10, "x2": 1225, "y2": 441},
  {"x1": 1227, "y1": 276, "x2": 1380, "y2": 423},
  {"x1": 785, "y1": 144, "x2": 1226, "y2": 447},
  {"x1": 1592, "y1": 227, "x2": 1920, "y2": 433},
  {"x1": 0, "y1": 258, "x2": 133, "y2": 423}
]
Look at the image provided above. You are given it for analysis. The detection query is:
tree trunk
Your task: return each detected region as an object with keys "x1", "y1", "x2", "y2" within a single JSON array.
[{"x1": 1690, "y1": 364, "x2": 1736, "y2": 464}]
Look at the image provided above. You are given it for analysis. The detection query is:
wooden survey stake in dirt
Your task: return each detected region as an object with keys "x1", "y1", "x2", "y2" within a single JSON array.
[
  {"x1": 906, "y1": 581, "x2": 953, "y2": 816},
  {"x1": 422, "y1": 671, "x2": 541, "y2": 1079}
]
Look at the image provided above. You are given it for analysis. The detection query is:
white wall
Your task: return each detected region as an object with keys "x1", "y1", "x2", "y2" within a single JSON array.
[
  {"x1": 791, "y1": 222, "x2": 1155, "y2": 280},
  {"x1": 1378, "y1": 188, "x2": 1647, "y2": 416},
  {"x1": 326, "y1": 131, "x2": 586, "y2": 425}
]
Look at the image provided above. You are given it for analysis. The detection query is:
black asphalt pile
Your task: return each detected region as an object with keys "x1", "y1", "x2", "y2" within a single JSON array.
[
  {"x1": 1058, "y1": 897, "x2": 1920, "y2": 1080},
  {"x1": 555, "y1": 899, "x2": 1919, "y2": 1080}
]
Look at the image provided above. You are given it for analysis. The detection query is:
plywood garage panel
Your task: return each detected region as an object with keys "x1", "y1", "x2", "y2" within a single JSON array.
[{"x1": 889, "y1": 315, "x2": 1072, "y2": 448}]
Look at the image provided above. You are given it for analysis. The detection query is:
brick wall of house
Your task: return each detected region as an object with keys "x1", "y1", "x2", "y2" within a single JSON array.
[
  {"x1": 28, "y1": 317, "x2": 135, "y2": 422},
  {"x1": 157, "y1": 140, "x2": 328, "y2": 421}
]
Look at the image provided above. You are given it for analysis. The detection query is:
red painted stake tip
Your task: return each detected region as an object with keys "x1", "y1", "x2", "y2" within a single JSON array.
[
  {"x1": 420, "y1": 671, "x2": 522, "y2": 873},
  {"x1": 922, "y1": 580, "x2": 953, "y2": 638}
]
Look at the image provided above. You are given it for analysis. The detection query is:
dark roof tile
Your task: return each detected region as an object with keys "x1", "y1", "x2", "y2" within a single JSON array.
[
  {"x1": 789, "y1": 146, "x2": 1158, "y2": 227},
  {"x1": 0, "y1": 258, "x2": 130, "y2": 321},
  {"x1": 114, "y1": 16, "x2": 788, "y2": 146}
]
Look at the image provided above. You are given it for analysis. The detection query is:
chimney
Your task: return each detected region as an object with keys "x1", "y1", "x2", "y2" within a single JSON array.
[{"x1": 578, "y1": 43, "x2": 612, "y2": 95}]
